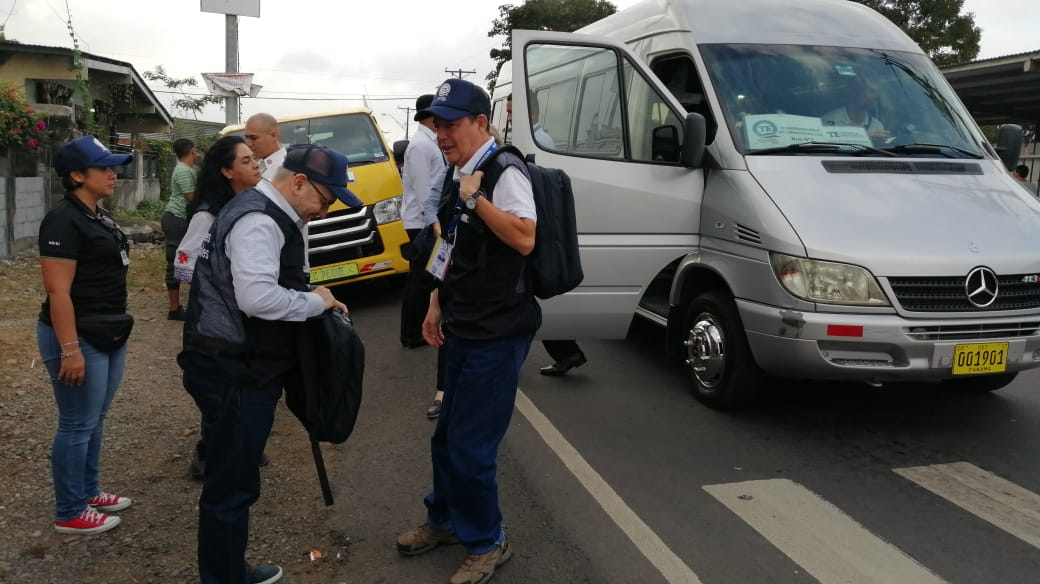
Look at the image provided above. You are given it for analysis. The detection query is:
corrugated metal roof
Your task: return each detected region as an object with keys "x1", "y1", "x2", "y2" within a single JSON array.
[{"x1": 941, "y1": 50, "x2": 1040, "y2": 126}]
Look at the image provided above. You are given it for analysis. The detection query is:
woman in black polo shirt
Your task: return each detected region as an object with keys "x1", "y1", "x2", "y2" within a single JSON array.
[{"x1": 37, "y1": 136, "x2": 135, "y2": 535}]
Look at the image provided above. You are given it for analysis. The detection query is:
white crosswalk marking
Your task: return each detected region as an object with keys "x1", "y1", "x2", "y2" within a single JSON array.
[
  {"x1": 704, "y1": 479, "x2": 947, "y2": 584},
  {"x1": 893, "y1": 462, "x2": 1040, "y2": 549}
]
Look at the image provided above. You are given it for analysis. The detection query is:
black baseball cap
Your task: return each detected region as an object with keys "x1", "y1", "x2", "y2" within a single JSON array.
[{"x1": 413, "y1": 94, "x2": 435, "y2": 121}]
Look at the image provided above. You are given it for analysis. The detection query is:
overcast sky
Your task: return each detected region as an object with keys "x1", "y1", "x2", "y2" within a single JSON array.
[{"x1": 3, "y1": 0, "x2": 1033, "y2": 142}]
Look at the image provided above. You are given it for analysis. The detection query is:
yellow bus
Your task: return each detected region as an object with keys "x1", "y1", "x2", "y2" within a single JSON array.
[{"x1": 221, "y1": 108, "x2": 409, "y2": 286}]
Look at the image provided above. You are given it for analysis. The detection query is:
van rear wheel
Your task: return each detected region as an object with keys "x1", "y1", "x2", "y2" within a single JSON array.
[
  {"x1": 942, "y1": 372, "x2": 1017, "y2": 393},
  {"x1": 682, "y1": 291, "x2": 763, "y2": 409}
]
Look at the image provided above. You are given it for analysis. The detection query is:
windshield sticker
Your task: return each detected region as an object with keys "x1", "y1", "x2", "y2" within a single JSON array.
[
  {"x1": 745, "y1": 114, "x2": 825, "y2": 149},
  {"x1": 835, "y1": 65, "x2": 857, "y2": 76},
  {"x1": 820, "y1": 125, "x2": 873, "y2": 147}
]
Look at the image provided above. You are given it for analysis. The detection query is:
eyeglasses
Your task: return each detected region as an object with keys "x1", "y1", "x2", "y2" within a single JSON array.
[{"x1": 308, "y1": 179, "x2": 335, "y2": 209}]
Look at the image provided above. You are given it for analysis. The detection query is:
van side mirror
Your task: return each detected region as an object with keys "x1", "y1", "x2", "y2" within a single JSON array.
[
  {"x1": 995, "y1": 124, "x2": 1023, "y2": 171},
  {"x1": 681, "y1": 112, "x2": 707, "y2": 168}
]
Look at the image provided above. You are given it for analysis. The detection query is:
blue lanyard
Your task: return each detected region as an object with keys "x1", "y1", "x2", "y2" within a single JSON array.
[{"x1": 447, "y1": 143, "x2": 497, "y2": 238}]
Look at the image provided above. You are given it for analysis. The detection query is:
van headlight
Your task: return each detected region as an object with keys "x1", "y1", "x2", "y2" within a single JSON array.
[
  {"x1": 769, "y1": 253, "x2": 889, "y2": 306},
  {"x1": 373, "y1": 196, "x2": 402, "y2": 225}
]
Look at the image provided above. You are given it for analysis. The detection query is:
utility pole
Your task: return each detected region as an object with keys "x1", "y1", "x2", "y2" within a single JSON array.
[
  {"x1": 445, "y1": 67, "x2": 475, "y2": 79},
  {"x1": 396, "y1": 106, "x2": 414, "y2": 139},
  {"x1": 225, "y1": 14, "x2": 239, "y2": 125}
]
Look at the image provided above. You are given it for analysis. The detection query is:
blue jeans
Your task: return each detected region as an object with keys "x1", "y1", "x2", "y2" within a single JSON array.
[
  {"x1": 424, "y1": 334, "x2": 532, "y2": 554},
  {"x1": 183, "y1": 367, "x2": 281, "y2": 584},
  {"x1": 37, "y1": 321, "x2": 127, "y2": 522}
]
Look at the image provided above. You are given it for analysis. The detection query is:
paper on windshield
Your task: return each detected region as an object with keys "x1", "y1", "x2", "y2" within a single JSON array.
[{"x1": 745, "y1": 113, "x2": 873, "y2": 149}]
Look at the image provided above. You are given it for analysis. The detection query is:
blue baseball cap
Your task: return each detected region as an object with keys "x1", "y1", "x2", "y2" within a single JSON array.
[
  {"x1": 420, "y1": 78, "x2": 491, "y2": 121},
  {"x1": 283, "y1": 144, "x2": 363, "y2": 208},
  {"x1": 54, "y1": 136, "x2": 134, "y2": 176}
]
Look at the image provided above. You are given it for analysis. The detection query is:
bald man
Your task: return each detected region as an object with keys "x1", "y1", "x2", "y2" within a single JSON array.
[{"x1": 244, "y1": 113, "x2": 286, "y2": 181}]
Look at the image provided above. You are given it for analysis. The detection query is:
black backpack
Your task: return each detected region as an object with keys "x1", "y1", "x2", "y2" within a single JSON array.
[
  {"x1": 479, "y1": 145, "x2": 583, "y2": 299},
  {"x1": 288, "y1": 309, "x2": 365, "y2": 505}
]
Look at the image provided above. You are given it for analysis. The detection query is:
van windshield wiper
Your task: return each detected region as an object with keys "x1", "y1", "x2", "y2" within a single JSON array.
[
  {"x1": 881, "y1": 143, "x2": 984, "y2": 159},
  {"x1": 748, "y1": 142, "x2": 897, "y2": 157}
]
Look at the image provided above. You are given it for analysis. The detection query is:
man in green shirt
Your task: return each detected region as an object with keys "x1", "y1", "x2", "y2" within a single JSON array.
[{"x1": 163, "y1": 138, "x2": 197, "y2": 320}]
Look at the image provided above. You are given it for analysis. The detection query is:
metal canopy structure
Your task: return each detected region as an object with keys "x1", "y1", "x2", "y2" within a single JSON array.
[{"x1": 942, "y1": 50, "x2": 1040, "y2": 126}]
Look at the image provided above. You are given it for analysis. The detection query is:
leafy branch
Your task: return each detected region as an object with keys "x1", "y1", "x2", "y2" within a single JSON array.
[{"x1": 143, "y1": 65, "x2": 223, "y2": 120}]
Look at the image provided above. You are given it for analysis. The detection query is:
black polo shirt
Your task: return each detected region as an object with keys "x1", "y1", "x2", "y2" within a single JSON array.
[{"x1": 38, "y1": 194, "x2": 129, "y2": 323}]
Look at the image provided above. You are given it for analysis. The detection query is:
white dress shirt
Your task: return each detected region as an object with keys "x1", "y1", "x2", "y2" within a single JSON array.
[
  {"x1": 225, "y1": 181, "x2": 325, "y2": 321},
  {"x1": 259, "y1": 147, "x2": 287, "y2": 182},
  {"x1": 452, "y1": 137, "x2": 536, "y2": 223},
  {"x1": 401, "y1": 124, "x2": 447, "y2": 230}
]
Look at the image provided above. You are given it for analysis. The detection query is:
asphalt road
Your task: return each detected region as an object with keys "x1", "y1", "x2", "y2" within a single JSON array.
[{"x1": 328, "y1": 280, "x2": 1040, "y2": 584}]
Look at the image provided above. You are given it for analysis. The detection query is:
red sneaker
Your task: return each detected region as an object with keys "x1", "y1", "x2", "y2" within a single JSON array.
[
  {"x1": 86, "y1": 492, "x2": 132, "y2": 512},
  {"x1": 54, "y1": 507, "x2": 120, "y2": 534}
]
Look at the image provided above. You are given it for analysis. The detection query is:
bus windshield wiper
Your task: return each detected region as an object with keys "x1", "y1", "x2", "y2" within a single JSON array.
[
  {"x1": 882, "y1": 143, "x2": 984, "y2": 159},
  {"x1": 748, "y1": 142, "x2": 897, "y2": 157}
]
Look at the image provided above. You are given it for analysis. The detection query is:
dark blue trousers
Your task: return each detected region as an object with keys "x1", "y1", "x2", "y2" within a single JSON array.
[
  {"x1": 424, "y1": 334, "x2": 532, "y2": 554},
  {"x1": 183, "y1": 368, "x2": 281, "y2": 584}
]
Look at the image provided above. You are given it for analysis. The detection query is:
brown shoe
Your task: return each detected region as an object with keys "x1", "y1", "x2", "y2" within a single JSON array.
[
  {"x1": 450, "y1": 538, "x2": 513, "y2": 584},
  {"x1": 396, "y1": 524, "x2": 459, "y2": 556}
]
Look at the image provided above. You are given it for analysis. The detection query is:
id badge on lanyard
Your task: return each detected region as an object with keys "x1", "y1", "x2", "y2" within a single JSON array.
[{"x1": 429, "y1": 143, "x2": 497, "y2": 280}]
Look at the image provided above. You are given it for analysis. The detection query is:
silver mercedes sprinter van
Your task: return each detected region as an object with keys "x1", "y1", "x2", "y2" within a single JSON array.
[{"x1": 494, "y1": 0, "x2": 1040, "y2": 408}]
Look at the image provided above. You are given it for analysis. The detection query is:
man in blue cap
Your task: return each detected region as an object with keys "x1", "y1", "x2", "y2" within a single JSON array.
[
  {"x1": 179, "y1": 144, "x2": 358, "y2": 584},
  {"x1": 396, "y1": 78, "x2": 539, "y2": 584}
]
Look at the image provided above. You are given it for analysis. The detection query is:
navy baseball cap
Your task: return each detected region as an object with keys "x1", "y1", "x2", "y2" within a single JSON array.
[
  {"x1": 54, "y1": 136, "x2": 134, "y2": 176},
  {"x1": 420, "y1": 79, "x2": 491, "y2": 121},
  {"x1": 283, "y1": 144, "x2": 363, "y2": 208}
]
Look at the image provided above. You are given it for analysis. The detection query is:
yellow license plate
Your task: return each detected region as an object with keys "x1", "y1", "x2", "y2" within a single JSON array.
[
  {"x1": 952, "y1": 342, "x2": 1009, "y2": 375},
  {"x1": 309, "y1": 262, "x2": 359, "y2": 284}
]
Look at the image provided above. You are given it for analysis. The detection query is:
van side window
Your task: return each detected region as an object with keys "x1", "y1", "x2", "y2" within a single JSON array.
[
  {"x1": 525, "y1": 43, "x2": 685, "y2": 164},
  {"x1": 650, "y1": 54, "x2": 717, "y2": 145}
]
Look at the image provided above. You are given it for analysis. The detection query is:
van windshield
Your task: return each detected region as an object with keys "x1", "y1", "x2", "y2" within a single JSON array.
[
  {"x1": 700, "y1": 44, "x2": 984, "y2": 158},
  {"x1": 279, "y1": 113, "x2": 389, "y2": 166}
]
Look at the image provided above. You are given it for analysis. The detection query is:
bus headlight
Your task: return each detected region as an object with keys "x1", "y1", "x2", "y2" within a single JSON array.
[
  {"x1": 373, "y1": 196, "x2": 402, "y2": 225},
  {"x1": 769, "y1": 253, "x2": 889, "y2": 306}
]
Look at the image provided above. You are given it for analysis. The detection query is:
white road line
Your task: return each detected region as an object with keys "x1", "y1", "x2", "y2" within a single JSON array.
[
  {"x1": 893, "y1": 462, "x2": 1040, "y2": 549},
  {"x1": 515, "y1": 390, "x2": 703, "y2": 584},
  {"x1": 703, "y1": 479, "x2": 947, "y2": 584}
]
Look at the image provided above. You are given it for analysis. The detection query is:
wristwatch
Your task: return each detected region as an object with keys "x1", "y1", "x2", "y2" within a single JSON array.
[{"x1": 464, "y1": 189, "x2": 485, "y2": 211}]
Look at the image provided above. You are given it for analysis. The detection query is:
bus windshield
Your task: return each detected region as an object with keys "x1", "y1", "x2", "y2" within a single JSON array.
[
  {"x1": 700, "y1": 44, "x2": 984, "y2": 158},
  {"x1": 225, "y1": 113, "x2": 389, "y2": 166}
]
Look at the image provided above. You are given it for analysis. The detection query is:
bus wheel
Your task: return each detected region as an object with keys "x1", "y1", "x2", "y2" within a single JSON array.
[
  {"x1": 683, "y1": 291, "x2": 763, "y2": 409},
  {"x1": 942, "y1": 372, "x2": 1017, "y2": 393}
]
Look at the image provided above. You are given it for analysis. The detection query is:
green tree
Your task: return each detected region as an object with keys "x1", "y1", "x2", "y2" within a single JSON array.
[
  {"x1": 853, "y1": 0, "x2": 981, "y2": 66},
  {"x1": 486, "y1": 0, "x2": 618, "y2": 90},
  {"x1": 143, "y1": 65, "x2": 223, "y2": 120}
]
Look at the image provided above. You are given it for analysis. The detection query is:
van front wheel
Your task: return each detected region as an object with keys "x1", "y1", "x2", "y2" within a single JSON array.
[{"x1": 682, "y1": 291, "x2": 763, "y2": 409}]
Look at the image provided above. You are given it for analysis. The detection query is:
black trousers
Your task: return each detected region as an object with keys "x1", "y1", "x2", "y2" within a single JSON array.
[
  {"x1": 543, "y1": 339, "x2": 583, "y2": 362},
  {"x1": 400, "y1": 228, "x2": 436, "y2": 345}
]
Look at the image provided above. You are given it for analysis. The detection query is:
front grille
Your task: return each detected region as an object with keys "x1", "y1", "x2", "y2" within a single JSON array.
[
  {"x1": 904, "y1": 321, "x2": 1040, "y2": 341},
  {"x1": 888, "y1": 274, "x2": 1040, "y2": 312},
  {"x1": 307, "y1": 206, "x2": 385, "y2": 268}
]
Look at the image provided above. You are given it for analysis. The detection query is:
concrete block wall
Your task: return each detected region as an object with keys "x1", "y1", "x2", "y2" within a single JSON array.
[
  {"x1": 0, "y1": 180, "x2": 7, "y2": 258},
  {"x1": 13, "y1": 177, "x2": 45, "y2": 241}
]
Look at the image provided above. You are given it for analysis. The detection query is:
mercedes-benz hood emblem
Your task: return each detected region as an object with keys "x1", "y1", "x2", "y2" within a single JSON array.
[{"x1": 965, "y1": 266, "x2": 999, "y2": 308}]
